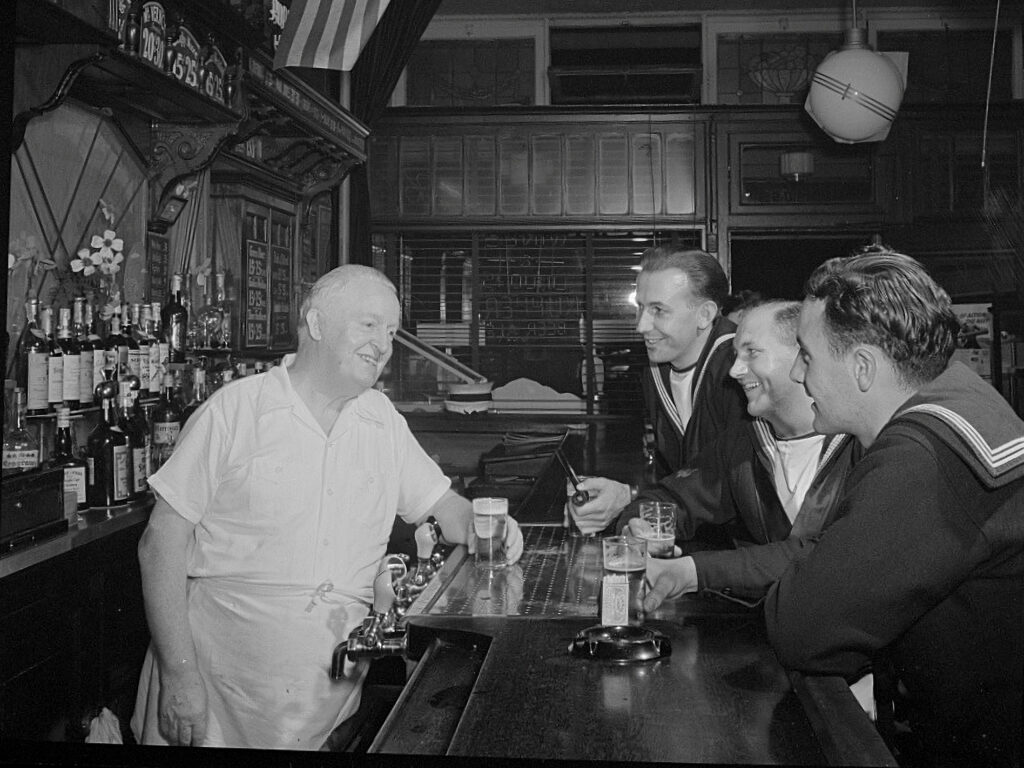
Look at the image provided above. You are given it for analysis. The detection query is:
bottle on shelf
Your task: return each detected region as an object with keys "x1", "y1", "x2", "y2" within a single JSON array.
[
  {"x1": 85, "y1": 301, "x2": 106, "y2": 402},
  {"x1": 120, "y1": 302, "x2": 142, "y2": 383},
  {"x1": 162, "y1": 274, "x2": 189, "y2": 364},
  {"x1": 151, "y1": 373, "x2": 183, "y2": 472},
  {"x1": 148, "y1": 302, "x2": 167, "y2": 395},
  {"x1": 20, "y1": 299, "x2": 50, "y2": 416},
  {"x1": 221, "y1": 271, "x2": 237, "y2": 349},
  {"x1": 56, "y1": 306, "x2": 81, "y2": 411},
  {"x1": 129, "y1": 387, "x2": 152, "y2": 490},
  {"x1": 181, "y1": 366, "x2": 208, "y2": 426},
  {"x1": 132, "y1": 303, "x2": 151, "y2": 393},
  {"x1": 41, "y1": 307, "x2": 64, "y2": 413},
  {"x1": 104, "y1": 310, "x2": 129, "y2": 382},
  {"x1": 2, "y1": 387, "x2": 40, "y2": 476},
  {"x1": 196, "y1": 272, "x2": 226, "y2": 348},
  {"x1": 86, "y1": 379, "x2": 131, "y2": 507},
  {"x1": 117, "y1": 390, "x2": 146, "y2": 500},
  {"x1": 49, "y1": 406, "x2": 88, "y2": 511},
  {"x1": 73, "y1": 297, "x2": 96, "y2": 408}
]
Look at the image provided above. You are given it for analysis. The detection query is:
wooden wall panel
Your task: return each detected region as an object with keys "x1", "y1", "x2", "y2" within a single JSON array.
[
  {"x1": 565, "y1": 135, "x2": 596, "y2": 215},
  {"x1": 665, "y1": 131, "x2": 697, "y2": 215},
  {"x1": 597, "y1": 134, "x2": 629, "y2": 215},
  {"x1": 433, "y1": 136, "x2": 464, "y2": 216},
  {"x1": 530, "y1": 135, "x2": 562, "y2": 215},
  {"x1": 465, "y1": 136, "x2": 497, "y2": 216},
  {"x1": 632, "y1": 133, "x2": 663, "y2": 215},
  {"x1": 498, "y1": 136, "x2": 529, "y2": 215}
]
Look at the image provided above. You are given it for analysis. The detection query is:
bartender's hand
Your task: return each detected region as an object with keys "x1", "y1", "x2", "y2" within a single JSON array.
[
  {"x1": 567, "y1": 477, "x2": 631, "y2": 535},
  {"x1": 465, "y1": 514, "x2": 524, "y2": 565},
  {"x1": 157, "y1": 664, "x2": 208, "y2": 746}
]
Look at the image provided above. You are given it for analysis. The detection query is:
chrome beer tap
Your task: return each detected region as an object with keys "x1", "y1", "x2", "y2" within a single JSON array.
[{"x1": 330, "y1": 520, "x2": 449, "y2": 675}]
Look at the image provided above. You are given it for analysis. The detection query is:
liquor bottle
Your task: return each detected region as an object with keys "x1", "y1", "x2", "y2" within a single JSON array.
[
  {"x1": 121, "y1": 302, "x2": 142, "y2": 383},
  {"x1": 161, "y1": 274, "x2": 189, "y2": 363},
  {"x1": 104, "y1": 311, "x2": 126, "y2": 379},
  {"x1": 117, "y1": 390, "x2": 146, "y2": 500},
  {"x1": 196, "y1": 273, "x2": 225, "y2": 348},
  {"x1": 85, "y1": 301, "x2": 106, "y2": 402},
  {"x1": 220, "y1": 271, "x2": 237, "y2": 349},
  {"x1": 73, "y1": 297, "x2": 96, "y2": 408},
  {"x1": 41, "y1": 307, "x2": 64, "y2": 413},
  {"x1": 56, "y1": 306, "x2": 81, "y2": 410},
  {"x1": 151, "y1": 373, "x2": 182, "y2": 471},
  {"x1": 2, "y1": 388, "x2": 40, "y2": 476},
  {"x1": 129, "y1": 388, "x2": 151, "y2": 491},
  {"x1": 181, "y1": 366, "x2": 208, "y2": 426},
  {"x1": 86, "y1": 382, "x2": 131, "y2": 507},
  {"x1": 20, "y1": 299, "x2": 50, "y2": 416},
  {"x1": 148, "y1": 302, "x2": 169, "y2": 395},
  {"x1": 49, "y1": 406, "x2": 88, "y2": 510},
  {"x1": 131, "y1": 303, "x2": 151, "y2": 393}
]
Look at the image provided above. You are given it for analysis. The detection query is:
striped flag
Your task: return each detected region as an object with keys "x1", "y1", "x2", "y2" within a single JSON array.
[{"x1": 273, "y1": 0, "x2": 391, "y2": 71}]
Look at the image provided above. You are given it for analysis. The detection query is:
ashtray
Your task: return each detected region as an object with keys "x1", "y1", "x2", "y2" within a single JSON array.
[{"x1": 568, "y1": 624, "x2": 672, "y2": 663}]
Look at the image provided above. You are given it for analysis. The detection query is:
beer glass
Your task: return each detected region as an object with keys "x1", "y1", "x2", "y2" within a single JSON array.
[
  {"x1": 473, "y1": 497, "x2": 508, "y2": 569},
  {"x1": 600, "y1": 535, "x2": 647, "y2": 626},
  {"x1": 638, "y1": 501, "x2": 677, "y2": 559}
]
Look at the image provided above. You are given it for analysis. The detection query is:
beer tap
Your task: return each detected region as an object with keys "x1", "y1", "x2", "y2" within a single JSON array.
[{"x1": 330, "y1": 520, "x2": 449, "y2": 676}]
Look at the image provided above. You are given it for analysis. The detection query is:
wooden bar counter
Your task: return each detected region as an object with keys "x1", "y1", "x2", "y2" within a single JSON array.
[{"x1": 371, "y1": 526, "x2": 897, "y2": 766}]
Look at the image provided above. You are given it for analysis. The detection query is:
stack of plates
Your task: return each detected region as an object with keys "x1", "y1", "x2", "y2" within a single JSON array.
[{"x1": 444, "y1": 381, "x2": 493, "y2": 414}]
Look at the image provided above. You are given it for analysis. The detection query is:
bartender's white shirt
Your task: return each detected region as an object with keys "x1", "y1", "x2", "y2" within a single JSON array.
[{"x1": 133, "y1": 355, "x2": 449, "y2": 749}]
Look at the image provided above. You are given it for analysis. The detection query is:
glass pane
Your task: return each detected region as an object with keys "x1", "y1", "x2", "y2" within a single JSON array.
[
  {"x1": 739, "y1": 144, "x2": 874, "y2": 205},
  {"x1": 716, "y1": 32, "x2": 840, "y2": 105}
]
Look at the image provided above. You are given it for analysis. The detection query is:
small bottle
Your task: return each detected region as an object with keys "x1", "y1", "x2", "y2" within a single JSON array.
[
  {"x1": 73, "y1": 297, "x2": 96, "y2": 407},
  {"x1": 181, "y1": 366, "x2": 208, "y2": 426},
  {"x1": 41, "y1": 307, "x2": 64, "y2": 413},
  {"x1": 49, "y1": 406, "x2": 88, "y2": 511},
  {"x1": 129, "y1": 388, "x2": 151, "y2": 491},
  {"x1": 21, "y1": 299, "x2": 50, "y2": 416},
  {"x1": 196, "y1": 272, "x2": 226, "y2": 348},
  {"x1": 148, "y1": 302, "x2": 169, "y2": 395},
  {"x1": 104, "y1": 311, "x2": 129, "y2": 381},
  {"x1": 85, "y1": 302, "x2": 106, "y2": 402},
  {"x1": 151, "y1": 373, "x2": 182, "y2": 472},
  {"x1": 162, "y1": 274, "x2": 189, "y2": 364},
  {"x1": 117, "y1": 391, "x2": 146, "y2": 500},
  {"x1": 56, "y1": 306, "x2": 81, "y2": 411},
  {"x1": 2, "y1": 387, "x2": 40, "y2": 476},
  {"x1": 86, "y1": 383, "x2": 131, "y2": 507},
  {"x1": 132, "y1": 303, "x2": 151, "y2": 393},
  {"x1": 121, "y1": 302, "x2": 142, "y2": 382}
]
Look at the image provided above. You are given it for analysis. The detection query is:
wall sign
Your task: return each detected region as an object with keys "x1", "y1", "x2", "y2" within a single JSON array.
[
  {"x1": 146, "y1": 231, "x2": 170, "y2": 305},
  {"x1": 269, "y1": 246, "x2": 292, "y2": 348},
  {"x1": 166, "y1": 23, "x2": 201, "y2": 90},
  {"x1": 201, "y1": 44, "x2": 228, "y2": 104},
  {"x1": 244, "y1": 240, "x2": 269, "y2": 347},
  {"x1": 139, "y1": 2, "x2": 166, "y2": 69}
]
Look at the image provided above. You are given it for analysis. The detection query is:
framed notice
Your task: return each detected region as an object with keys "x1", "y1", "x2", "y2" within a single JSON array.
[
  {"x1": 146, "y1": 231, "x2": 170, "y2": 304},
  {"x1": 269, "y1": 246, "x2": 293, "y2": 349},
  {"x1": 244, "y1": 240, "x2": 269, "y2": 348}
]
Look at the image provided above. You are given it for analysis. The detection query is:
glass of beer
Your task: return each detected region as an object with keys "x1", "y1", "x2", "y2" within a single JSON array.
[
  {"x1": 472, "y1": 497, "x2": 508, "y2": 569},
  {"x1": 600, "y1": 535, "x2": 647, "y2": 626},
  {"x1": 638, "y1": 501, "x2": 677, "y2": 558}
]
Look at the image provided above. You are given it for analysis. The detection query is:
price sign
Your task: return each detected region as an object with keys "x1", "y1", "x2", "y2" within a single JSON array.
[
  {"x1": 166, "y1": 23, "x2": 201, "y2": 90},
  {"x1": 244, "y1": 241, "x2": 269, "y2": 347},
  {"x1": 201, "y1": 44, "x2": 228, "y2": 104},
  {"x1": 139, "y1": 2, "x2": 166, "y2": 70}
]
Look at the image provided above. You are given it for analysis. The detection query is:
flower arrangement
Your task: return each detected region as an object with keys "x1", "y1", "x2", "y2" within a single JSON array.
[{"x1": 65, "y1": 199, "x2": 125, "y2": 321}]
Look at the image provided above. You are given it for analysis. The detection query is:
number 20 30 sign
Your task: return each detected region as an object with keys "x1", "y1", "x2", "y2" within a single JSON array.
[
  {"x1": 166, "y1": 23, "x2": 201, "y2": 90},
  {"x1": 139, "y1": 2, "x2": 166, "y2": 69}
]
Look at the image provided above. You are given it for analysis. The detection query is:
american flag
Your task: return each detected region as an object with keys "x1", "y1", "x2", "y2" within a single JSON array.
[{"x1": 273, "y1": 0, "x2": 391, "y2": 71}]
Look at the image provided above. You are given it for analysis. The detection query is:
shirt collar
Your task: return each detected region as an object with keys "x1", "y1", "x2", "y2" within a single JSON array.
[{"x1": 258, "y1": 355, "x2": 386, "y2": 427}]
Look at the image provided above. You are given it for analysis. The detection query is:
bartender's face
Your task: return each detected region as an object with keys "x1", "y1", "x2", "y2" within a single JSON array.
[
  {"x1": 729, "y1": 305, "x2": 802, "y2": 422},
  {"x1": 791, "y1": 299, "x2": 857, "y2": 435},
  {"x1": 319, "y1": 279, "x2": 400, "y2": 392},
  {"x1": 635, "y1": 268, "x2": 715, "y2": 370}
]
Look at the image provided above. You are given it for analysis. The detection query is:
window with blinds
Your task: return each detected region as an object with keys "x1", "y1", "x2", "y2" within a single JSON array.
[{"x1": 374, "y1": 229, "x2": 703, "y2": 416}]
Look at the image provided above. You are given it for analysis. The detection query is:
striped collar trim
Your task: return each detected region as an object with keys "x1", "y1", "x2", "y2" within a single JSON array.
[
  {"x1": 897, "y1": 403, "x2": 1024, "y2": 477},
  {"x1": 754, "y1": 418, "x2": 848, "y2": 476},
  {"x1": 650, "y1": 333, "x2": 735, "y2": 438}
]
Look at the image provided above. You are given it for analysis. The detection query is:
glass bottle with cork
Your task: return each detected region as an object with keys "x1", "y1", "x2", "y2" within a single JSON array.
[
  {"x1": 148, "y1": 301, "x2": 169, "y2": 395},
  {"x1": 86, "y1": 378, "x2": 131, "y2": 507},
  {"x1": 162, "y1": 273, "x2": 189, "y2": 364},
  {"x1": 49, "y1": 405, "x2": 88, "y2": 512},
  {"x1": 56, "y1": 306, "x2": 81, "y2": 411},
  {"x1": 73, "y1": 297, "x2": 96, "y2": 408},
  {"x1": 20, "y1": 299, "x2": 50, "y2": 416},
  {"x1": 117, "y1": 389, "x2": 146, "y2": 501},
  {"x1": 151, "y1": 372, "x2": 183, "y2": 472},
  {"x1": 85, "y1": 301, "x2": 105, "y2": 403},
  {"x1": 41, "y1": 306, "x2": 64, "y2": 414}
]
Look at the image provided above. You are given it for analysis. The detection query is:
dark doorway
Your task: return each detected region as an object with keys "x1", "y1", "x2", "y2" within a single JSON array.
[{"x1": 729, "y1": 234, "x2": 874, "y2": 300}]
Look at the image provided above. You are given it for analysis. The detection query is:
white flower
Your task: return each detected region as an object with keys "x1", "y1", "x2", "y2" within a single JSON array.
[
  {"x1": 90, "y1": 229, "x2": 124, "y2": 261},
  {"x1": 71, "y1": 247, "x2": 99, "y2": 276}
]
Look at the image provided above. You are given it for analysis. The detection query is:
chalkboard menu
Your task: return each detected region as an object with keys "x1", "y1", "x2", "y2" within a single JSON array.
[
  {"x1": 146, "y1": 231, "x2": 170, "y2": 304},
  {"x1": 478, "y1": 233, "x2": 586, "y2": 346},
  {"x1": 244, "y1": 240, "x2": 269, "y2": 347},
  {"x1": 269, "y1": 246, "x2": 292, "y2": 348}
]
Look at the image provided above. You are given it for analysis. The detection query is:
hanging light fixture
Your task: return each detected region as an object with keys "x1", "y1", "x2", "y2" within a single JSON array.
[{"x1": 804, "y1": 0, "x2": 907, "y2": 144}]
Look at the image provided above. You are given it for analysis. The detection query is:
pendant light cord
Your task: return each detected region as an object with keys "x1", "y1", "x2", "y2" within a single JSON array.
[{"x1": 981, "y1": 0, "x2": 1001, "y2": 185}]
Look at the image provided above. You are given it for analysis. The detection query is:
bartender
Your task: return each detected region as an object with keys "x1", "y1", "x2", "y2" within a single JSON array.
[{"x1": 131, "y1": 264, "x2": 524, "y2": 749}]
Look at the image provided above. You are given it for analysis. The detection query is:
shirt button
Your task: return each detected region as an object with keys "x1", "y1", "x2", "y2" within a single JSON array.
[{"x1": 327, "y1": 488, "x2": 334, "y2": 496}]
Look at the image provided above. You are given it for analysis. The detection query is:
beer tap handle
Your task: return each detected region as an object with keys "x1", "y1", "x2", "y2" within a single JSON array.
[
  {"x1": 415, "y1": 522, "x2": 437, "y2": 561},
  {"x1": 373, "y1": 563, "x2": 398, "y2": 615}
]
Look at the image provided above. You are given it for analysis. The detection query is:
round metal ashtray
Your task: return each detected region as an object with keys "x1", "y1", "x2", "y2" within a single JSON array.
[{"x1": 568, "y1": 624, "x2": 672, "y2": 663}]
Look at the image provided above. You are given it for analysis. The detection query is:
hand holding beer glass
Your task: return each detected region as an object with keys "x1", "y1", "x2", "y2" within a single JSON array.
[
  {"x1": 636, "y1": 501, "x2": 678, "y2": 559},
  {"x1": 600, "y1": 535, "x2": 647, "y2": 626}
]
